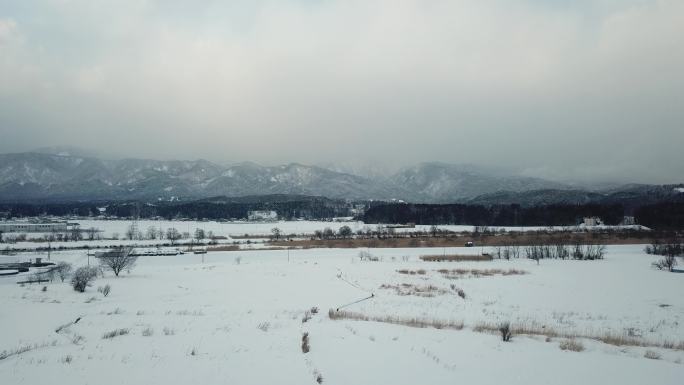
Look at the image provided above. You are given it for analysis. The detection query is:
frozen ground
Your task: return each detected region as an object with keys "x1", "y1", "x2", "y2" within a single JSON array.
[{"x1": 1, "y1": 245, "x2": 682, "y2": 384}]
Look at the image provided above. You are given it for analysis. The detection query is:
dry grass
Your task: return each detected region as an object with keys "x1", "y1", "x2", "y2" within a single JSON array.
[
  {"x1": 473, "y1": 321, "x2": 684, "y2": 351},
  {"x1": 0, "y1": 340, "x2": 58, "y2": 361},
  {"x1": 328, "y1": 309, "x2": 464, "y2": 330},
  {"x1": 206, "y1": 245, "x2": 240, "y2": 252},
  {"x1": 257, "y1": 322, "x2": 270, "y2": 332},
  {"x1": 559, "y1": 339, "x2": 585, "y2": 352},
  {"x1": 396, "y1": 269, "x2": 426, "y2": 275},
  {"x1": 329, "y1": 309, "x2": 684, "y2": 351},
  {"x1": 301, "y1": 332, "x2": 310, "y2": 353},
  {"x1": 420, "y1": 254, "x2": 493, "y2": 262},
  {"x1": 269, "y1": 231, "x2": 658, "y2": 250},
  {"x1": 437, "y1": 268, "x2": 528, "y2": 278},
  {"x1": 644, "y1": 350, "x2": 661, "y2": 360},
  {"x1": 102, "y1": 328, "x2": 130, "y2": 339},
  {"x1": 379, "y1": 283, "x2": 450, "y2": 297}
]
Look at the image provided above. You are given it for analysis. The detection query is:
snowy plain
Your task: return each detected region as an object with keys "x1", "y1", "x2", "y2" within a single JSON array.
[
  {"x1": 1, "y1": 219, "x2": 650, "y2": 251},
  {"x1": 1, "y1": 244, "x2": 683, "y2": 384}
]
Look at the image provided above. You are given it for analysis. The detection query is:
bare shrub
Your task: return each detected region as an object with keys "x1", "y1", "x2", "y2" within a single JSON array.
[
  {"x1": 359, "y1": 250, "x2": 379, "y2": 261},
  {"x1": 55, "y1": 261, "x2": 73, "y2": 282},
  {"x1": 102, "y1": 328, "x2": 129, "y2": 339},
  {"x1": 652, "y1": 255, "x2": 677, "y2": 272},
  {"x1": 71, "y1": 335, "x2": 85, "y2": 345},
  {"x1": 98, "y1": 247, "x2": 138, "y2": 276},
  {"x1": 257, "y1": 322, "x2": 270, "y2": 332},
  {"x1": 61, "y1": 355, "x2": 73, "y2": 364},
  {"x1": 142, "y1": 327, "x2": 154, "y2": 337},
  {"x1": 71, "y1": 266, "x2": 98, "y2": 292},
  {"x1": 301, "y1": 332, "x2": 310, "y2": 353},
  {"x1": 499, "y1": 322, "x2": 512, "y2": 342},
  {"x1": 559, "y1": 339, "x2": 584, "y2": 352},
  {"x1": 97, "y1": 284, "x2": 111, "y2": 297},
  {"x1": 456, "y1": 288, "x2": 466, "y2": 299},
  {"x1": 163, "y1": 327, "x2": 175, "y2": 336},
  {"x1": 644, "y1": 350, "x2": 661, "y2": 360}
]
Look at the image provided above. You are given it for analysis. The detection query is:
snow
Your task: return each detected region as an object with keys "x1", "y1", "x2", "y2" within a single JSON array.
[
  {"x1": 0, "y1": 245, "x2": 682, "y2": 384},
  {"x1": 0, "y1": 220, "x2": 650, "y2": 251},
  {"x1": 8, "y1": 219, "x2": 650, "y2": 239}
]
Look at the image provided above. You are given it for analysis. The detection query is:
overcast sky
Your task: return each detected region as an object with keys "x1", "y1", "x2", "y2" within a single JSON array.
[{"x1": 0, "y1": 0, "x2": 682, "y2": 184}]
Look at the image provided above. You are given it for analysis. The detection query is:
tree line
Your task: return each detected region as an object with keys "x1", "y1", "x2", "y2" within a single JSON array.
[
  {"x1": 0, "y1": 198, "x2": 353, "y2": 221},
  {"x1": 362, "y1": 203, "x2": 626, "y2": 227}
]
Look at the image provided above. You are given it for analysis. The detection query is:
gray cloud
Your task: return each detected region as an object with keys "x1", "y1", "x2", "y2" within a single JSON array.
[{"x1": 0, "y1": 0, "x2": 682, "y2": 184}]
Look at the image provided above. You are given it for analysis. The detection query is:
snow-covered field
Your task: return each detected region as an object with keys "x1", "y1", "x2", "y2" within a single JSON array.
[
  {"x1": 1, "y1": 245, "x2": 682, "y2": 384},
  {"x1": 1, "y1": 219, "x2": 650, "y2": 251}
]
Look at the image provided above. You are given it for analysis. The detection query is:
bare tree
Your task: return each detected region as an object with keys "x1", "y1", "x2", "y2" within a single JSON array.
[
  {"x1": 125, "y1": 223, "x2": 142, "y2": 240},
  {"x1": 146, "y1": 226, "x2": 158, "y2": 240},
  {"x1": 86, "y1": 227, "x2": 99, "y2": 241},
  {"x1": 194, "y1": 228, "x2": 206, "y2": 243},
  {"x1": 55, "y1": 261, "x2": 73, "y2": 282},
  {"x1": 166, "y1": 228, "x2": 181, "y2": 245},
  {"x1": 271, "y1": 227, "x2": 281, "y2": 240},
  {"x1": 97, "y1": 247, "x2": 138, "y2": 277},
  {"x1": 70, "y1": 226, "x2": 83, "y2": 241}
]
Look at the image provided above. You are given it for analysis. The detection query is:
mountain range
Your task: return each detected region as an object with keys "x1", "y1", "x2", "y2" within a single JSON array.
[{"x1": 0, "y1": 151, "x2": 681, "y2": 205}]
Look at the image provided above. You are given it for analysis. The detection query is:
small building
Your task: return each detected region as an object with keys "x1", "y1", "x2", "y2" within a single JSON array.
[
  {"x1": 621, "y1": 216, "x2": 636, "y2": 225},
  {"x1": 247, "y1": 210, "x2": 278, "y2": 221},
  {"x1": 583, "y1": 217, "x2": 603, "y2": 226}
]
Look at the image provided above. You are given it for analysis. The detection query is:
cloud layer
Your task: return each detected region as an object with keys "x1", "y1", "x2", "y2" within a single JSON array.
[{"x1": 0, "y1": 0, "x2": 682, "y2": 184}]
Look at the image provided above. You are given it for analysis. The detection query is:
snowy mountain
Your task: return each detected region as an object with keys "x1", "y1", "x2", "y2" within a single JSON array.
[
  {"x1": 388, "y1": 162, "x2": 568, "y2": 203},
  {"x1": 0, "y1": 153, "x2": 402, "y2": 202},
  {"x1": 1, "y1": 152, "x2": 675, "y2": 204}
]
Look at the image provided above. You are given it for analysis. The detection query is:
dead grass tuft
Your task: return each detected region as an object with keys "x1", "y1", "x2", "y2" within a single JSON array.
[
  {"x1": 420, "y1": 254, "x2": 492, "y2": 262},
  {"x1": 396, "y1": 269, "x2": 426, "y2": 275},
  {"x1": 328, "y1": 309, "x2": 464, "y2": 330},
  {"x1": 379, "y1": 283, "x2": 450, "y2": 297},
  {"x1": 439, "y1": 268, "x2": 528, "y2": 279},
  {"x1": 301, "y1": 332, "x2": 310, "y2": 353},
  {"x1": 644, "y1": 350, "x2": 661, "y2": 360},
  {"x1": 102, "y1": 328, "x2": 129, "y2": 339},
  {"x1": 559, "y1": 339, "x2": 584, "y2": 352}
]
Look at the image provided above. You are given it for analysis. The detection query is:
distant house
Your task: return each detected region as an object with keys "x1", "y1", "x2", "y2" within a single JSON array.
[
  {"x1": 247, "y1": 210, "x2": 278, "y2": 221},
  {"x1": 621, "y1": 216, "x2": 636, "y2": 225},
  {"x1": 0, "y1": 221, "x2": 68, "y2": 233},
  {"x1": 583, "y1": 217, "x2": 603, "y2": 226}
]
